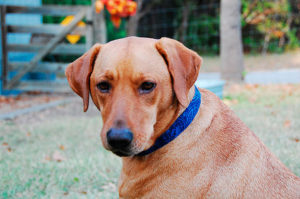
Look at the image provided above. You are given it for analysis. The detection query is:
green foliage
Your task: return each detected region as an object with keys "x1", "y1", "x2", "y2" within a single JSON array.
[
  {"x1": 184, "y1": 14, "x2": 220, "y2": 55},
  {"x1": 169, "y1": 3, "x2": 220, "y2": 55},
  {"x1": 242, "y1": 0, "x2": 299, "y2": 53},
  {"x1": 286, "y1": 29, "x2": 300, "y2": 50},
  {"x1": 105, "y1": 10, "x2": 127, "y2": 42},
  {"x1": 106, "y1": 20, "x2": 127, "y2": 42}
]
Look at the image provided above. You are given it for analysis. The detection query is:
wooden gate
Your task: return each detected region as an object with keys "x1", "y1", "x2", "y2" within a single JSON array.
[{"x1": 0, "y1": 5, "x2": 99, "y2": 93}]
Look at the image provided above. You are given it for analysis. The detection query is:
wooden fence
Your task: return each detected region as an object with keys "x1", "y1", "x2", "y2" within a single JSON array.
[{"x1": 0, "y1": 4, "x2": 104, "y2": 93}]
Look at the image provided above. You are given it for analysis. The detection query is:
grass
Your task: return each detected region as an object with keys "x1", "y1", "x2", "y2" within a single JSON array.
[
  {"x1": 224, "y1": 84, "x2": 300, "y2": 176},
  {"x1": 0, "y1": 117, "x2": 121, "y2": 198},
  {"x1": 0, "y1": 84, "x2": 300, "y2": 198}
]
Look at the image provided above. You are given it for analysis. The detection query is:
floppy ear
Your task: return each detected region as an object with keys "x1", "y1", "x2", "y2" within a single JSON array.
[
  {"x1": 65, "y1": 44, "x2": 101, "y2": 112},
  {"x1": 155, "y1": 37, "x2": 202, "y2": 107}
]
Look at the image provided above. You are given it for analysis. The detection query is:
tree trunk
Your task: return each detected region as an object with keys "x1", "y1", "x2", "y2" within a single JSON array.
[
  {"x1": 127, "y1": 0, "x2": 143, "y2": 36},
  {"x1": 220, "y1": 0, "x2": 244, "y2": 82},
  {"x1": 127, "y1": 14, "x2": 139, "y2": 36},
  {"x1": 178, "y1": 1, "x2": 191, "y2": 42},
  {"x1": 92, "y1": 0, "x2": 107, "y2": 43}
]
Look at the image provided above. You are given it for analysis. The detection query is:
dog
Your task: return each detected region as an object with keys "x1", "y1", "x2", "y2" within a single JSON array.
[{"x1": 66, "y1": 37, "x2": 300, "y2": 198}]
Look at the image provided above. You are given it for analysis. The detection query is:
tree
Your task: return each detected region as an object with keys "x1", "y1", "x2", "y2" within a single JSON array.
[
  {"x1": 220, "y1": 0, "x2": 244, "y2": 82},
  {"x1": 242, "y1": 0, "x2": 295, "y2": 53},
  {"x1": 127, "y1": 0, "x2": 167, "y2": 36},
  {"x1": 127, "y1": 0, "x2": 151, "y2": 36},
  {"x1": 176, "y1": 0, "x2": 196, "y2": 42}
]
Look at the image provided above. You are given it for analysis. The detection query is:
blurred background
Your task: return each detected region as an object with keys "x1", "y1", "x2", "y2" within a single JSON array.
[{"x1": 0, "y1": 0, "x2": 299, "y2": 198}]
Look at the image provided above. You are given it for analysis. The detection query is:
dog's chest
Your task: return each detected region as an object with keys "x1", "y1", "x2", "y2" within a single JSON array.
[
  {"x1": 118, "y1": 170, "x2": 197, "y2": 198},
  {"x1": 118, "y1": 157, "x2": 210, "y2": 198}
]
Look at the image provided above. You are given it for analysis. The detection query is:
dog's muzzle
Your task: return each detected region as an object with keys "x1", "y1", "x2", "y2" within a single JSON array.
[{"x1": 107, "y1": 128, "x2": 133, "y2": 156}]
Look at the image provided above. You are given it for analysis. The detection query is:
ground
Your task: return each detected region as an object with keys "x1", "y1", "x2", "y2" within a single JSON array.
[
  {"x1": 201, "y1": 50, "x2": 300, "y2": 72},
  {"x1": 0, "y1": 84, "x2": 299, "y2": 198},
  {"x1": 0, "y1": 96, "x2": 120, "y2": 198},
  {"x1": 0, "y1": 93, "x2": 64, "y2": 115}
]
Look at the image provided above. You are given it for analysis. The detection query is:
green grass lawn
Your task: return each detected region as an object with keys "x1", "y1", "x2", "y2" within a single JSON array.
[
  {"x1": 0, "y1": 84, "x2": 299, "y2": 198},
  {"x1": 0, "y1": 116, "x2": 120, "y2": 199},
  {"x1": 224, "y1": 84, "x2": 300, "y2": 177}
]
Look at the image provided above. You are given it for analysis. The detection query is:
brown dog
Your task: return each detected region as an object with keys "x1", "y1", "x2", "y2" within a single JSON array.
[{"x1": 66, "y1": 37, "x2": 300, "y2": 198}]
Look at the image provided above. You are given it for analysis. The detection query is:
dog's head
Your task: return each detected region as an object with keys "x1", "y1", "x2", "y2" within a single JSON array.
[{"x1": 66, "y1": 37, "x2": 202, "y2": 156}]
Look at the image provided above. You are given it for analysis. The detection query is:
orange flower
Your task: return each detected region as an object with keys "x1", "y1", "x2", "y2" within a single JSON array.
[
  {"x1": 273, "y1": 30, "x2": 284, "y2": 38},
  {"x1": 107, "y1": 0, "x2": 114, "y2": 6},
  {"x1": 111, "y1": 15, "x2": 122, "y2": 28},
  {"x1": 125, "y1": 1, "x2": 137, "y2": 16},
  {"x1": 95, "y1": 0, "x2": 104, "y2": 13},
  {"x1": 96, "y1": 0, "x2": 137, "y2": 28}
]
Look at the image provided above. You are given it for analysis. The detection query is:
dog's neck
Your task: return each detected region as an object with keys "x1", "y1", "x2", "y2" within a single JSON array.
[
  {"x1": 147, "y1": 86, "x2": 196, "y2": 153},
  {"x1": 124, "y1": 86, "x2": 196, "y2": 161},
  {"x1": 136, "y1": 86, "x2": 200, "y2": 156},
  {"x1": 155, "y1": 86, "x2": 196, "y2": 138}
]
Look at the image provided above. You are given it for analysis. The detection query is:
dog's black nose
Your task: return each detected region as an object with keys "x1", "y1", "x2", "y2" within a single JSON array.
[{"x1": 107, "y1": 128, "x2": 133, "y2": 149}]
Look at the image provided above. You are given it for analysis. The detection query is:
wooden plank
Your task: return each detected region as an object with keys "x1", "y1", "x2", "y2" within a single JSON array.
[
  {"x1": 7, "y1": 25, "x2": 86, "y2": 35},
  {"x1": 8, "y1": 62, "x2": 68, "y2": 75},
  {"x1": 1, "y1": 6, "x2": 8, "y2": 87},
  {"x1": 15, "y1": 80, "x2": 71, "y2": 92},
  {"x1": 6, "y1": 5, "x2": 88, "y2": 16},
  {"x1": 7, "y1": 44, "x2": 86, "y2": 55},
  {"x1": 6, "y1": 9, "x2": 87, "y2": 89}
]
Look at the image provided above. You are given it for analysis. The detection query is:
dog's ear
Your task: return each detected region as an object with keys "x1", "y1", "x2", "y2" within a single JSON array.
[
  {"x1": 155, "y1": 37, "x2": 202, "y2": 107},
  {"x1": 65, "y1": 44, "x2": 101, "y2": 112}
]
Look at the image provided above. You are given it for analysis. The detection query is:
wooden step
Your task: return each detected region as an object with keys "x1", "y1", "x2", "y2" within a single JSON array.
[
  {"x1": 7, "y1": 25, "x2": 86, "y2": 35},
  {"x1": 7, "y1": 44, "x2": 86, "y2": 55},
  {"x1": 5, "y1": 5, "x2": 89, "y2": 16},
  {"x1": 8, "y1": 62, "x2": 68, "y2": 75},
  {"x1": 7, "y1": 80, "x2": 71, "y2": 93}
]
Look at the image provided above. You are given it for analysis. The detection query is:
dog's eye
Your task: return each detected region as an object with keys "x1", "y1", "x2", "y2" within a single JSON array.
[
  {"x1": 97, "y1": 81, "x2": 111, "y2": 93},
  {"x1": 139, "y1": 82, "x2": 156, "y2": 94}
]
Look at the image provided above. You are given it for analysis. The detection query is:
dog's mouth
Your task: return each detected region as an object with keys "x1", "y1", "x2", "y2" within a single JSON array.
[{"x1": 111, "y1": 149, "x2": 133, "y2": 157}]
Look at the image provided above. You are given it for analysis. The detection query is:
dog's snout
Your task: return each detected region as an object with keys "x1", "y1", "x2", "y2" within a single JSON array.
[{"x1": 107, "y1": 128, "x2": 133, "y2": 149}]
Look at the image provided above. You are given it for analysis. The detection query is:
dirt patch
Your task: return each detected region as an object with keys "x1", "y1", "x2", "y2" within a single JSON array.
[
  {"x1": 0, "y1": 93, "x2": 66, "y2": 115},
  {"x1": 0, "y1": 94, "x2": 99, "y2": 125}
]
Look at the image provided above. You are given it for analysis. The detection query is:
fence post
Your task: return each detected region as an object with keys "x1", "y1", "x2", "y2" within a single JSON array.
[
  {"x1": 0, "y1": 6, "x2": 7, "y2": 94},
  {"x1": 220, "y1": 0, "x2": 244, "y2": 82},
  {"x1": 0, "y1": 6, "x2": 2, "y2": 95},
  {"x1": 91, "y1": 0, "x2": 107, "y2": 44},
  {"x1": 86, "y1": 7, "x2": 93, "y2": 50}
]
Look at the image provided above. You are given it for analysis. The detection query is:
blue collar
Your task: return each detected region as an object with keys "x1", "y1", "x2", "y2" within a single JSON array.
[{"x1": 137, "y1": 86, "x2": 201, "y2": 156}]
